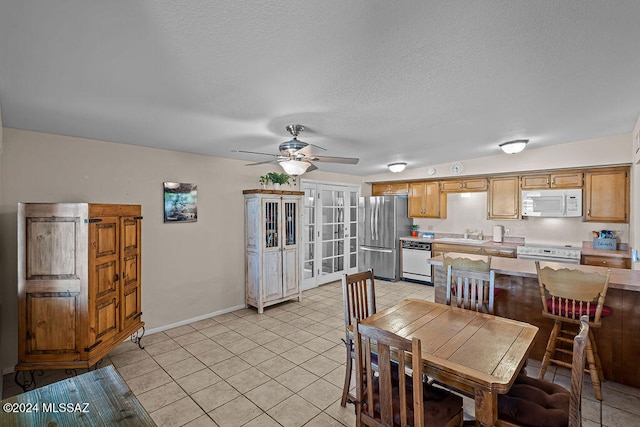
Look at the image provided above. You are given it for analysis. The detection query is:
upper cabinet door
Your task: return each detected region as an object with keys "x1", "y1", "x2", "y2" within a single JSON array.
[
  {"x1": 521, "y1": 172, "x2": 583, "y2": 189},
  {"x1": 440, "y1": 178, "x2": 488, "y2": 193},
  {"x1": 584, "y1": 168, "x2": 629, "y2": 223},
  {"x1": 408, "y1": 182, "x2": 446, "y2": 218},
  {"x1": 488, "y1": 176, "x2": 519, "y2": 219},
  {"x1": 372, "y1": 182, "x2": 409, "y2": 196}
]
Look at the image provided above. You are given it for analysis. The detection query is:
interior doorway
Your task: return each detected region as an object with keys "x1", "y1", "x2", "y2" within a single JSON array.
[{"x1": 300, "y1": 180, "x2": 360, "y2": 290}]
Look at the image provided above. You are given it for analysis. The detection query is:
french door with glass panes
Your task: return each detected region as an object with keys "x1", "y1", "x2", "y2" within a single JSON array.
[{"x1": 301, "y1": 181, "x2": 359, "y2": 289}]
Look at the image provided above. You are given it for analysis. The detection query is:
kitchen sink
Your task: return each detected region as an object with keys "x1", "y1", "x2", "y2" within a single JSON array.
[{"x1": 434, "y1": 237, "x2": 492, "y2": 245}]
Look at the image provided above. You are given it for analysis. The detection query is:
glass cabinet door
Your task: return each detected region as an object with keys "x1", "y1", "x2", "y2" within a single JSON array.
[
  {"x1": 264, "y1": 200, "x2": 279, "y2": 248},
  {"x1": 284, "y1": 200, "x2": 297, "y2": 246}
]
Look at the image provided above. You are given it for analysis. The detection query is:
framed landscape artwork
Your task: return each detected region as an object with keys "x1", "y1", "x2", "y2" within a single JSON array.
[{"x1": 164, "y1": 182, "x2": 197, "y2": 223}]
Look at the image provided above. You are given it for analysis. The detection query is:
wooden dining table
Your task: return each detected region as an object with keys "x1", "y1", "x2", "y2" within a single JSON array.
[
  {"x1": 361, "y1": 298, "x2": 539, "y2": 427},
  {"x1": 0, "y1": 365, "x2": 156, "y2": 426}
]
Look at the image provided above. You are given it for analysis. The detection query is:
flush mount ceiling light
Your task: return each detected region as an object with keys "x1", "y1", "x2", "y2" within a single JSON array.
[
  {"x1": 499, "y1": 139, "x2": 529, "y2": 154},
  {"x1": 280, "y1": 159, "x2": 311, "y2": 176},
  {"x1": 387, "y1": 162, "x2": 407, "y2": 173}
]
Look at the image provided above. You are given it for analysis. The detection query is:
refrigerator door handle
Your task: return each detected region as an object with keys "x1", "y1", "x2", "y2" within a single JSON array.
[
  {"x1": 371, "y1": 199, "x2": 375, "y2": 241},
  {"x1": 361, "y1": 247, "x2": 393, "y2": 253},
  {"x1": 374, "y1": 198, "x2": 379, "y2": 241}
]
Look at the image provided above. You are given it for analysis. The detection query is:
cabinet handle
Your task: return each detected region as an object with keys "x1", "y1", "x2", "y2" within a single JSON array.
[{"x1": 113, "y1": 273, "x2": 119, "y2": 282}]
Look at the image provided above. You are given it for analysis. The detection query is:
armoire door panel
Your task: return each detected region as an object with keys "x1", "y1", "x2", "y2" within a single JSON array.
[
  {"x1": 26, "y1": 293, "x2": 78, "y2": 353},
  {"x1": 123, "y1": 287, "x2": 139, "y2": 322},
  {"x1": 95, "y1": 298, "x2": 118, "y2": 340},
  {"x1": 95, "y1": 221, "x2": 118, "y2": 257},
  {"x1": 26, "y1": 219, "x2": 77, "y2": 277},
  {"x1": 95, "y1": 261, "x2": 117, "y2": 298},
  {"x1": 122, "y1": 218, "x2": 139, "y2": 251},
  {"x1": 123, "y1": 254, "x2": 139, "y2": 285}
]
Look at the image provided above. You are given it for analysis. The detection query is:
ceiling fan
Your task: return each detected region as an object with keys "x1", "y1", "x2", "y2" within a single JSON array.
[{"x1": 233, "y1": 124, "x2": 359, "y2": 176}]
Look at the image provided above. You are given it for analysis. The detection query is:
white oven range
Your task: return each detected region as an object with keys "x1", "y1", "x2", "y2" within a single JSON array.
[{"x1": 516, "y1": 243, "x2": 581, "y2": 264}]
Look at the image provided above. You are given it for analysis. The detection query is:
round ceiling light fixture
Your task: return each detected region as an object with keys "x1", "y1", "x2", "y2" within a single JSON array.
[
  {"x1": 388, "y1": 162, "x2": 407, "y2": 173},
  {"x1": 280, "y1": 159, "x2": 311, "y2": 176},
  {"x1": 499, "y1": 139, "x2": 529, "y2": 154}
]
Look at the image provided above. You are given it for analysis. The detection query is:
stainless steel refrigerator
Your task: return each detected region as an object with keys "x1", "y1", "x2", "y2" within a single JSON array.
[{"x1": 358, "y1": 196, "x2": 413, "y2": 281}]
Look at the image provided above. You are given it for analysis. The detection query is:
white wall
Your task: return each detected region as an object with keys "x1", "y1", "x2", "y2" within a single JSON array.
[
  {"x1": 365, "y1": 133, "x2": 631, "y2": 182},
  {"x1": 0, "y1": 128, "x2": 363, "y2": 373}
]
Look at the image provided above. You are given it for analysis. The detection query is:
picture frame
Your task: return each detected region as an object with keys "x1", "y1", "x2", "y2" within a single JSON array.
[{"x1": 163, "y1": 182, "x2": 197, "y2": 223}]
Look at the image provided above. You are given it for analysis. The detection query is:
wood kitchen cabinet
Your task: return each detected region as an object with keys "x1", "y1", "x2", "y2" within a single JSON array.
[
  {"x1": 17, "y1": 203, "x2": 143, "y2": 373},
  {"x1": 372, "y1": 182, "x2": 409, "y2": 196},
  {"x1": 581, "y1": 255, "x2": 630, "y2": 269},
  {"x1": 408, "y1": 181, "x2": 446, "y2": 218},
  {"x1": 487, "y1": 176, "x2": 520, "y2": 219},
  {"x1": 440, "y1": 177, "x2": 488, "y2": 193},
  {"x1": 520, "y1": 172, "x2": 583, "y2": 189},
  {"x1": 432, "y1": 243, "x2": 483, "y2": 257},
  {"x1": 584, "y1": 167, "x2": 629, "y2": 223},
  {"x1": 432, "y1": 243, "x2": 517, "y2": 258},
  {"x1": 244, "y1": 190, "x2": 303, "y2": 313}
]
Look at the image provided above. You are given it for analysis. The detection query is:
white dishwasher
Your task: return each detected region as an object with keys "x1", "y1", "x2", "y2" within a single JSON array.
[{"x1": 401, "y1": 240, "x2": 432, "y2": 284}]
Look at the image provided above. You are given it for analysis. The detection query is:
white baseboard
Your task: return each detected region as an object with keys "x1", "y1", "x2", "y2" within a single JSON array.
[
  {"x1": 144, "y1": 304, "x2": 246, "y2": 335},
  {"x1": 2, "y1": 304, "x2": 247, "y2": 376}
]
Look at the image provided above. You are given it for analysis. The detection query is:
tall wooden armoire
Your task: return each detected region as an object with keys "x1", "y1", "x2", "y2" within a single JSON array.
[
  {"x1": 17, "y1": 203, "x2": 143, "y2": 373},
  {"x1": 243, "y1": 190, "x2": 303, "y2": 313}
]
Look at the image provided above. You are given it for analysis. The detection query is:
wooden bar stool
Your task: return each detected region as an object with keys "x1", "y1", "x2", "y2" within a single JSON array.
[{"x1": 535, "y1": 261, "x2": 612, "y2": 401}]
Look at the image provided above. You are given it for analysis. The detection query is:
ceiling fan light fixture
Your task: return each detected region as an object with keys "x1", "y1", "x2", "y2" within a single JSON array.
[
  {"x1": 499, "y1": 139, "x2": 528, "y2": 154},
  {"x1": 280, "y1": 159, "x2": 311, "y2": 176},
  {"x1": 387, "y1": 162, "x2": 407, "y2": 173}
]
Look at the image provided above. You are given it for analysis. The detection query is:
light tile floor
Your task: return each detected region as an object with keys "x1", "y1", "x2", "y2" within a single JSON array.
[{"x1": 3, "y1": 280, "x2": 640, "y2": 426}]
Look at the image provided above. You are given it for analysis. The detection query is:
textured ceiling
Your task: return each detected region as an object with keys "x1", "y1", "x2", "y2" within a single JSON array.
[{"x1": 1, "y1": 1, "x2": 639, "y2": 176}]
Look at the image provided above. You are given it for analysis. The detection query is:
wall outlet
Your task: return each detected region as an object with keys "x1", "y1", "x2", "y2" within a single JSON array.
[
  {"x1": 504, "y1": 228, "x2": 510, "y2": 235},
  {"x1": 427, "y1": 225, "x2": 433, "y2": 230}
]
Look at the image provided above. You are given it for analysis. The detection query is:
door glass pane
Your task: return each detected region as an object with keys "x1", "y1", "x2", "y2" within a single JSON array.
[
  {"x1": 303, "y1": 186, "x2": 316, "y2": 281},
  {"x1": 265, "y1": 201, "x2": 278, "y2": 248},
  {"x1": 349, "y1": 190, "x2": 358, "y2": 269},
  {"x1": 284, "y1": 202, "x2": 296, "y2": 245}
]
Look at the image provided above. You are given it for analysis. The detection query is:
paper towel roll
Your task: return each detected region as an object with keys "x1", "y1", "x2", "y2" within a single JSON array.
[{"x1": 493, "y1": 225, "x2": 504, "y2": 243}]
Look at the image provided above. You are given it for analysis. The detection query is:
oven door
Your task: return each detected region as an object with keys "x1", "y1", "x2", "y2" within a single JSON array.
[{"x1": 517, "y1": 254, "x2": 580, "y2": 264}]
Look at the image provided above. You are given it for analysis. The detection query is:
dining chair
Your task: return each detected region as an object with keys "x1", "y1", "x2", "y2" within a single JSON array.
[
  {"x1": 444, "y1": 255, "x2": 497, "y2": 314},
  {"x1": 497, "y1": 315, "x2": 589, "y2": 427},
  {"x1": 353, "y1": 318, "x2": 464, "y2": 427},
  {"x1": 341, "y1": 268, "x2": 377, "y2": 407},
  {"x1": 535, "y1": 261, "x2": 612, "y2": 401}
]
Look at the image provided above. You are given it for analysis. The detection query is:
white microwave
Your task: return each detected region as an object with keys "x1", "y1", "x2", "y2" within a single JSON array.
[{"x1": 521, "y1": 189, "x2": 582, "y2": 217}]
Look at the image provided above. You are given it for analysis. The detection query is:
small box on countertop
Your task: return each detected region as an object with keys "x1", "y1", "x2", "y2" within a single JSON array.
[
  {"x1": 421, "y1": 232, "x2": 435, "y2": 239},
  {"x1": 593, "y1": 238, "x2": 617, "y2": 250}
]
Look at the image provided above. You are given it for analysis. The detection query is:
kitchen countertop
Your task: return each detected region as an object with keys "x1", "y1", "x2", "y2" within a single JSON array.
[
  {"x1": 581, "y1": 241, "x2": 631, "y2": 259},
  {"x1": 427, "y1": 252, "x2": 640, "y2": 292},
  {"x1": 400, "y1": 236, "x2": 522, "y2": 249}
]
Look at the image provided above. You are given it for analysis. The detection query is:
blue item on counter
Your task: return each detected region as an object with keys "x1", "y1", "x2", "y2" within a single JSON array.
[{"x1": 421, "y1": 232, "x2": 435, "y2": 239}]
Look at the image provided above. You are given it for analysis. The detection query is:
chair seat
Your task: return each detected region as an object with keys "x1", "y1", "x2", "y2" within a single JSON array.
[
  {"x1": 546, "y1": 298, "x2": 613, "y2": 318},
  {"x1": 366, "y1": 375, "x2": 463, "y2": 427},
  {"x1": 498, "y1": 373, "x2": 569, "y2": 427}
]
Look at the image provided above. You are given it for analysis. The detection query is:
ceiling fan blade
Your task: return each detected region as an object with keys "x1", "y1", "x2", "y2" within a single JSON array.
[
  {"x1": 245, "y1": 160, "x2": 278, "y2": 166},
  {"x1": 232, "y1": 149, "x2": 280, "y2": 158},
  {"x1": 305, "y1": 155, "x2": 359, "y2": 164},
  {"x1": 296, "y1": 142, "x2": 326, "y2": 157},
  {"x1": 306, "y1": 163, "x2": 319, "y2": 172}
]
